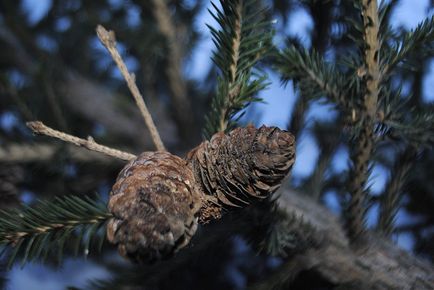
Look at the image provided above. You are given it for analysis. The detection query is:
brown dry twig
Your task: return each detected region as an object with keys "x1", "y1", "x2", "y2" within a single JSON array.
[
  {"x1": 96, "y1": 25, "x2": 166, "y2": 152},
  {"x1": 26, "y1": 121, "x2": 136, "y2": 161}
]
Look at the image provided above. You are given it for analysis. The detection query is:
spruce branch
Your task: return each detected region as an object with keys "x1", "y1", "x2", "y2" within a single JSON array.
[
  {"x1": 383, "y1": 108, "x2": 434, "y2": 147},
  {"x1": 204, "y1": 0, "x2": 274, "y2": 139},
  {"x1": 257, "y1": 205, "x2": 320, "y2": 258},
  {"x1": 360, "y1": 0, "x2": 381, "y2": 116},
  {"x1": 0, "y1": 195, "x2": 111, "y2": 267},
  {"x1": 345, "y1": 0, "x2": 381, "y2": 242},
  {"x1": 96, "y1": 25, "x2": 166, "y2": 152},
  {"x1": 382, "y1": 15, "x2": 434, "y2": 76},
  {"x1": 378, "y1": 148, "x2": 415, "y2": 237},
  {"x1": 275, "y1": 46, "x2": 348, "y2": 109},
  {"x1": 26, "y1": 121, "x2": 136, "y2": 161}
]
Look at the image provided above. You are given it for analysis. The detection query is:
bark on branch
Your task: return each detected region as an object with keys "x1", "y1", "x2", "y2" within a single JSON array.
[{"x1": 266, "y1": 191, "x2": 434, "y2": 290}]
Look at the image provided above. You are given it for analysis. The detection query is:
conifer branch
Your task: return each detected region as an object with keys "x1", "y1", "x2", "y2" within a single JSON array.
[
  {"x1": 26, "y1": 121, "x2": 136, "y2": 161},
  {"x1": 257, "y1": 206, "x2": 320, "y2": 258},
  {"x1": 378, "y1": 148, "x2": 414, "y2": 237},
  {"x1": 276, "y1": 47, "x2": 348, "y2": 109},
  {"x1": 0, "y1": 195, "x2": 111, "y2": 267},
  {"x1": 361, "y1": 0, "x2": 380, "y2": 116},
  {"x1": 382, "y1": 15, "x2": 434, "y2": 76},
  {"x1": 217, "y1": 0, "x2": 242, "y2": 133},
  {"x1": 204, "y1": 0, "x2": 274, "y2": 139},
  {"x1": 384, "y1": 109, "x2": 434, "y2": 147},
  {"x1": 96, "y1": 25, "x2": 166, "y2": 152},
  {"x1": 345, "y1": 0, "x2": 381, "y2": 242}
]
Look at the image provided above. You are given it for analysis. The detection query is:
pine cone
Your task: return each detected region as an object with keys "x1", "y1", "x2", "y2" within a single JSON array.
[
  {"x1": 107, "y1": 152, "x2": 201, "y2": 263},
  {"x1": 187, "y1": 125, "x2": 295, "y2": 223}
]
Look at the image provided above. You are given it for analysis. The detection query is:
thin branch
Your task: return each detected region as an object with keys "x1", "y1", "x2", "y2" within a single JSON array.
[
  {"x1": 304, "y1": 66, "x2": 343, "y2": 106},
  {"x1": 276, "y1": 47, "x2": 347, "y2": 109},
  {"x1": 377, "y1": 147, "x2": 415, "y2": 237},
  {"x1": 382, "y1": 15, "x2": 434, "y2": 76},
  {"x1": 0, "y1": 143, "x2": 123, "y2": 164},
  {"x1": 96, "y1": 25, "x2": 166, "y2": 152},
  {"x1": 204, "y1": 0, "x2": 273, "y2": 138},
  {"x1": 0, "y1": 195, "x2": 111, "y2": 267},
  {"x1": 26, "y1": 121, "x2": 136, "y2": 161}
]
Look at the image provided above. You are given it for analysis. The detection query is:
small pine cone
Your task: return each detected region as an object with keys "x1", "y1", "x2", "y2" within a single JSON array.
[
  {"x1": 107, "y1": 152, "x2": 201, "y2": 263},
  {"x1": 187, "y1": 125, "x2": 295, "y2": 223}
]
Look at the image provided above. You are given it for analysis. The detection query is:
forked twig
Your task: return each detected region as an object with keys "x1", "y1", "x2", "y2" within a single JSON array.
[
  {"x1": 26, "y1": 121, "x2": 136, "y2": 161},
  {"x1": 96, "y1": 25, "x2": 166, "y2": 152}
]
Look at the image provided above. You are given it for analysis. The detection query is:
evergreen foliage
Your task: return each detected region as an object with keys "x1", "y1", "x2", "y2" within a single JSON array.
[
  {"x1": 257, "y1": 204, "x2": 319, "y2": 258},
  {"x1": 275, "y1": 0, "x2": 434, "y2": 242},
  {"x1": 275, "y1": 46, "x2": 348, "y2": 109},
  {"x1": 203, "y1": 0, "x2": 274, "y2": 139},
  {"x1": 0, "y1": 0, "x2": 433, "y2": 288},
  {"x1": 382, "y1": 15, "x2": 434, "y2": 75},
  {"x1": 0, "y1": 195, "x2": 111, "y2": 267}
]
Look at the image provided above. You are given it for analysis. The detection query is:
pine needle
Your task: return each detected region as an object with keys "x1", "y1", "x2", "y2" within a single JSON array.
[
  {"x1": 203, "y1": 0, "x2": 274, "y2": 139},
  {"x1": 0, "y1": 195, "x2": 111, "y2": 267}
]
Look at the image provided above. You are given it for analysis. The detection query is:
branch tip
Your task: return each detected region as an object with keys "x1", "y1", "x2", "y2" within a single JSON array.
[
  {"x1": 26, "y1": 120, "x2": 136, "y2": 161},
  {"x1": 95, "y1": 24, "x2": 166, "y2": 152}
]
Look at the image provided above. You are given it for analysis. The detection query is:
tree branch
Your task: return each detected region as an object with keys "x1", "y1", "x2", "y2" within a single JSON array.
[
  {"x1": 263, "y1": 191, "x2": 434, "y2": 290},
  {"x1": 0, "y1": 143, "x2": 125, "y2": 164},
  {"x1": 346, "y1": 0, "x2": 381, "y2": 241},
  {"x1": 218, "y1": 0, "x2": 243, "y2": 132},
  {"x1": 96, "y1": 25, "x2": 166, "y2": 152},
  {"x1": 0, "y1": 23, "x2": 175, "y2": 149},
  {"x1": 26, "y1": 121, "x2": 136, "y2": 161}
]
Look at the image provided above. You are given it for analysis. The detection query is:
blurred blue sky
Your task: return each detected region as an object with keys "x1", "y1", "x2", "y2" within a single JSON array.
[{"x1": 5, "y1": 0, "x2": 434, "y2": 289}]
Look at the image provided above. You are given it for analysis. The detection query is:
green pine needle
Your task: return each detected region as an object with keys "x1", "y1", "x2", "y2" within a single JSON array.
[
  {"x1": 204, "y1": 0, "x2": 274, "y2": 139},
  {"x1": 0, "y1": 195, "x2": 111, "y2": 268},
  {"x1": 384, "y1": 109, "x2": 434, "y2": 147},
  {"x1": 382, "y1": 15, "x2": 434, "y2": 75},
  {"x1": 256, "y1": 203, "x2": 319, "y2": 258},
  {"x1": 378, "y1": 148, "x2": 414, "y2": 237},
  {"x1": 275, "y1": 45, "x2": 351, "y2": 110}
]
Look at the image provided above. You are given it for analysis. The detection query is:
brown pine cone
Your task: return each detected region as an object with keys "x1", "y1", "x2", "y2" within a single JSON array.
[
  {"x1": 107, "y1": 151, "x2": 201, "y2": 263},
  {"x1": 187, "y1": 125, "x2": 295, "y2": 223}
]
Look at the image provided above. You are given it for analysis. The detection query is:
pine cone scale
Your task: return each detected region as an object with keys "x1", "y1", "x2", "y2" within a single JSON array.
[
  {"x1": 187, "y1": 125, "x2": 296, "y2": 215},
  {"x1": 107, "y1": 152, "x2": 201, "y2": 263}
]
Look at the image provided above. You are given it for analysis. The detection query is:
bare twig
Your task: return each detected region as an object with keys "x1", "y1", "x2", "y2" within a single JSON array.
[
  {"x1": 96, "y1": 25, "x2": 166, "y2": 152},
  {"x1": 0, "y1": 143, "x2": 125, "y2": 164},
  {"x1": 26, "y1": 121, "x2": 136, "y2": 161}
]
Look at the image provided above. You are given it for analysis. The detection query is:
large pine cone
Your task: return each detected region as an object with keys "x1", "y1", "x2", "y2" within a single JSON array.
[
  {"x1": 107, "y1": 152, "x2": 201, "y2": 263},
  {"x1": 187, "y1": 125, "x2": 295, "y2": 222}
]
